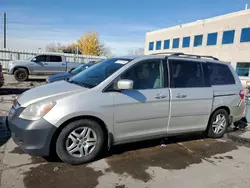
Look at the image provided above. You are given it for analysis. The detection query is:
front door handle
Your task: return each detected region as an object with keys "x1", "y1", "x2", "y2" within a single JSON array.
[
  {"x1": 155, "y1": 94, "x2": 167, "y2": 99},
  {"x1": 62, "y1": 63, "x2": 66, "y2": 65},
  {"x1": 43, "y1": 62, "x2": 48, "y2": 65},
  {"x1": 176, "y1": 93, "x2": 187, "y2": 98}
]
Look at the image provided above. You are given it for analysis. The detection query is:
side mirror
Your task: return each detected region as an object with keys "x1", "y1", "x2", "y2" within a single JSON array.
[
  {"x1": 32, "y1": 57, "x2": 37, "y2": 62},
  {"x1": 117, "y1": 79, "x2": 133, "y2": 90}
]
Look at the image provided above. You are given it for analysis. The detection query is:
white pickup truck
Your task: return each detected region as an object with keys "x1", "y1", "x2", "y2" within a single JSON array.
[{"x1": 7, "y1": 54, "x2": 81, "y2": 81}]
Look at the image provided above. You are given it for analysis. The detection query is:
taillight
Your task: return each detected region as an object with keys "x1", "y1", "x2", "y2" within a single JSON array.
[{"x1": 239, "y1": 89, "x2": 245, "y2": 99}]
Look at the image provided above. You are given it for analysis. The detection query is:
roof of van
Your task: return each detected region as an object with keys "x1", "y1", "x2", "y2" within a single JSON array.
[
  {"x1": 141, "y1": 52, "x2": 230, "y2": 63},
  {"x1": 115, "y1": 53, "x2": 229, "y2": 64}
]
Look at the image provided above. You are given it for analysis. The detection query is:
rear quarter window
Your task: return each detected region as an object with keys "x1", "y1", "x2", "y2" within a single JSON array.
[
  {"x1": 49, "y1": 55, "x2": 62, "y2": 62},
  {"x1": 207, "y1": 62, "x2": 235, "y2": 85}
]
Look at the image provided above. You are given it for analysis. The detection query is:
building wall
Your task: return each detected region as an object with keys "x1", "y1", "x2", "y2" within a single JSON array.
[{"x1": 144, "y1": 9, "x2": 250, "y2": 70}]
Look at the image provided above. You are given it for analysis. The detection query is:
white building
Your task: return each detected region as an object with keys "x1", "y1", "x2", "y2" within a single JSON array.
[{"x1": 144, "y1": 9, "x2": 250, "y2": 82}]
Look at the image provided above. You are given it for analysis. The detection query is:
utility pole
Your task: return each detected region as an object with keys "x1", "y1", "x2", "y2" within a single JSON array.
[
  {"x1": 3, "y1": 12, "x2": 6, "y2": 49},
  {"x1": 76, "y1": 46, "x2": 79, "y2": 62}
]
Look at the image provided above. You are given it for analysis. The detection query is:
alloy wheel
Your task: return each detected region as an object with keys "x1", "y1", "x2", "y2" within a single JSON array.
[
  {"x1": 212, "y1": 114, "x2": 226, "y2": 134},
  {"x1": 66, "y1": 127, "x2": 97, "y2": 158}
]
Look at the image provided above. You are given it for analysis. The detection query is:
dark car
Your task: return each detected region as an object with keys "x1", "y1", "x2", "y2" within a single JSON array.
[
  {"x1": 47, "y1": 62, "x2": 96, "y2": 83},
  {"x1": 0, "y1": 63, "x2": 4, "y2": 87}
]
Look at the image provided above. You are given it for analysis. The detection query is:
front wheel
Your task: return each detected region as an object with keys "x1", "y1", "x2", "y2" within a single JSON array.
[
  {"x1": 56, "y1": 119, "x2": 105, "y2": 165},
  {"x1": 14, "y1": 68, "x2": 28, "y2": 81},
  {"x1": 207, "y1": 109, "x2": 229, "y2": 138}
]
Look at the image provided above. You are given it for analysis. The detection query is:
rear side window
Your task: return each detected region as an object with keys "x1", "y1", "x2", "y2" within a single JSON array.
[
  {"x1": 49, "y1": 55, "x2": 62, "y2": 62},
  {"x1": 169, "y1": 59, "x2": 204, "y2": 88},
  {"x1": 207, "y1": 63, "x2": 235, "y2": 85}
]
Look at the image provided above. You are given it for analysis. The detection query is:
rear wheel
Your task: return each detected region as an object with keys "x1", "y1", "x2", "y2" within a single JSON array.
[
  {"x1": 14, "y1": 68, "x2": 28, "y2": 81},
  {"x1": 207, "y1": 109, "x2": 229, "y2": 138},
  {"x1": 56, "y1": 119, "x2": 105, "y2": 165}
]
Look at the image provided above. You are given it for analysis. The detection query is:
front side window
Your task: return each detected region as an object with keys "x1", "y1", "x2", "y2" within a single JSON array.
[
  {"x1": 173, "y1": 38, "x2": 179, "y2": 49},
  {"x1": 207, "y1": 62, "x2": 235, "y2": 85},
  {"x1": 169, "y1": 60, "x2": 203, "y2": 88},
  {"x1": 156, "y1": 41, "x2": 162, "y2": 50},
  {"x1": 120, "y1": 59, "x2": 164, "y2": 90},
  {"x1": 149, "y1": 42, "x2": 154, "y2": 51},
  {"x1": 207, "y1": 32, "x2": 218, "y2": 46},
  {"x1": 182, "y1": 36, "x2": 190, "y2": 48},
  {"x1": 236, "y1": 62, "x2": 250, "y2": 77},
  {"x1": 35, "y1": 55, "x2": 47, "y2": 62},
  {"x1": 240, "y1": 27, "x2": 250, "y2": 43},
  {"x1": 49, "y1": 55, "x2": 62, "y2": 62},
  {"x1": 194, "y1": 35, "x2": 203, "y2": 47},
  {"x1": 69, "y1": 58, "x2": 132, "y2": 88},
  {"x1": 222, "y1": 30, "x2": 235, "y2": 44}
]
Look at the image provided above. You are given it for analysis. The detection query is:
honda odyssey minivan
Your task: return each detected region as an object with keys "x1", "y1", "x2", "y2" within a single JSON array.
[{"x1": 8, "y1": 53, "x2": 246, "y2": 164}]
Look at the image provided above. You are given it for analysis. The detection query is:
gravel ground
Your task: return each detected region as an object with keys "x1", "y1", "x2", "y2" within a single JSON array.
[{"x1": 0, "y1": 74, "x2": 46, "y2": 95}]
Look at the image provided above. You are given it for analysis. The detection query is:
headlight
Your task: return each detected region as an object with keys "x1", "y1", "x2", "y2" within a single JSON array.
[{"x1": 19, "y1": 101, "x2": 56, "y2": 121}]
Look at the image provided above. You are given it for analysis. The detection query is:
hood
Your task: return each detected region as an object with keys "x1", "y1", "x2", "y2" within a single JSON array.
[
  {"x1": 10, "y1": 60, "x2": 31, "y2": 64},
  {"x1": 48, "y1": 72, "x2": 72, "y2": 82},
  {"x1": 17, "y1": 80, "x2": 86, "y2": 107}
]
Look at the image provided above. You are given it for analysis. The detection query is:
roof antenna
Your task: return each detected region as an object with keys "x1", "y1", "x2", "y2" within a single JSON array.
[{"x1": 245, "y1": 4, "x2": 248, "y2": 10}]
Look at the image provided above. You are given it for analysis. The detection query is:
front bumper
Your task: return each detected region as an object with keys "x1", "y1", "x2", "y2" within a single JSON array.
[{"x1": 8, "y1": 107, "x2": 57, "y2": 156}]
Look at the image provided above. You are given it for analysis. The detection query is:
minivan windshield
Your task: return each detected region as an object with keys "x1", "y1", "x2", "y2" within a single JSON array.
[{"x1": 68, "y1": 58, "x2": 132, "y2": 88}]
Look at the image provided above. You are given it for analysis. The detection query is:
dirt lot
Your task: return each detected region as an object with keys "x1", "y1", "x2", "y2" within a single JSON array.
[{"x1": 1, "y1": 74, "x2": 250, "y2": 188}]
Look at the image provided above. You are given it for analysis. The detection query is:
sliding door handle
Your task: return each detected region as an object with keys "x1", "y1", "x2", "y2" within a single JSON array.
[{"x1": 176, "y1": 93, "x2": 187, "y2": 98}]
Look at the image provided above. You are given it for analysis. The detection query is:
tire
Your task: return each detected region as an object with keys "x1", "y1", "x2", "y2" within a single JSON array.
[
  {"x1": 0, "y1": 81, "x2": 4, "y2": 88},
  {"x1": 207, "y1": 109, "x2": 229, "y2": 138},
  {"x1": 14, "y1": 68, "x2": 28, "y2": 81},
  {"x1": 56, "y1": 119, "x2": 105, "y2": 165}
]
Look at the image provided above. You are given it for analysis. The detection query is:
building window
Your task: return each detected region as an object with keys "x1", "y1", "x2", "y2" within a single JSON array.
[
  {"x1": 194, "y1": 35, "x2": 203, "y2": 47},
  {"x1": 222, "y1": 30, "x2": 235, "y2": 44},
  {"x1": 173, "y1": 38, "x2": 179, "y2": 49},
  {"x1": 156, "y1": 41, "x2": 162, "y2": 50},
  {"x1": 240, "y1": 27, "x2": 250, "y2": 43},
  {"x1": 236, "y1": 62, "x2": 250, "y2": 77},
  {"x1": 149, "y1": 42, "x2": 154, "y2": 51},
  {"x1": 182, "y1": 37, "x2": 190, "y2": 48},
  {"x1": 207, "y1": 32, "x2": 218, "y2": 46},
  {"x1": 164, "y1": 39, "x2": 170, "y2": 49}
]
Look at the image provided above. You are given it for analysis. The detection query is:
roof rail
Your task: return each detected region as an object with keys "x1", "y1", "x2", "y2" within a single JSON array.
[
  {"x1": 150, "y1": 52, "x2": 219, "y2": 60},
  {"x1": 150, "y1": 52, "x2": 184, "y2": 56},
  {"x1": 171, "y1": 53, "x2": 219, "y2": 60}
]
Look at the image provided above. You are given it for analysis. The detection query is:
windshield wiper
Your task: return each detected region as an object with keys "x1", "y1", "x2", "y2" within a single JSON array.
[
  {"x1": 66, "y1": 80, "x2": 85, "y2": 87},
  {"x1": 66, "y1": 79, "x2": 94, "y2": 88}
]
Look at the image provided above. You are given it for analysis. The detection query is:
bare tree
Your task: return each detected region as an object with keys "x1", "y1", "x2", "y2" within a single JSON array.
[
  {"x1": 46, "y1": 42, "x2": 63, "y2": 52},
  {"x1": 127, "y1": 48, "x2": 144, "y2": 55}
]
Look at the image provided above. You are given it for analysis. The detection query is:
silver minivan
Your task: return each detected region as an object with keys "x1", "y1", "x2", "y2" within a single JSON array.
[{"x1": 8, "y1": 53, "x2": 246, "y2": 164}]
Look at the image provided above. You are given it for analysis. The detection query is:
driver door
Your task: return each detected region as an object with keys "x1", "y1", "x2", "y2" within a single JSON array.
[
  {"x1": 31, "y1": 55, "x2": 49, "y2": 75},
  {"x1": 112, "y1": 59, "x2": 170, "y2": 143}
]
